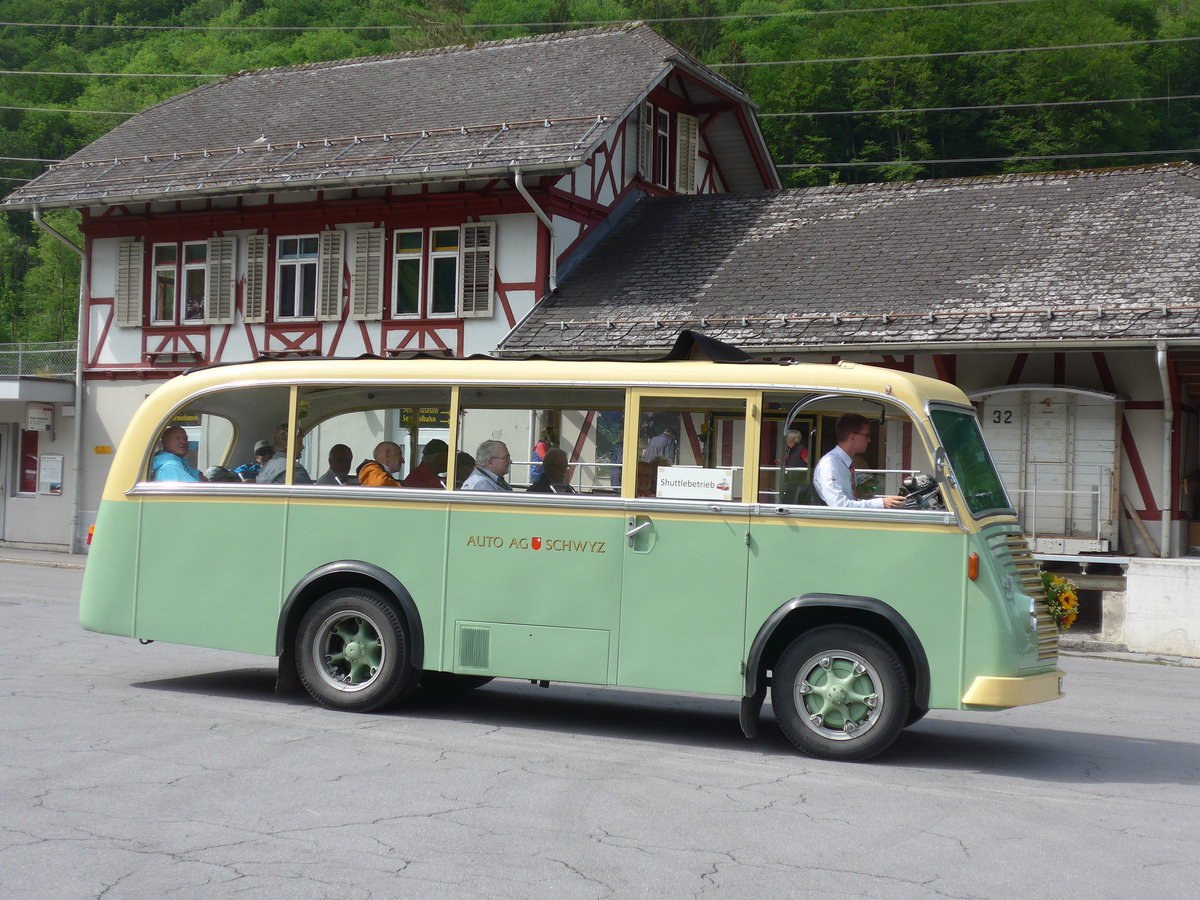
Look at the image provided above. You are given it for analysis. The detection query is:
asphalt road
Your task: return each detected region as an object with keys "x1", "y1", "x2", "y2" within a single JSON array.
[{"x1": 2, "y1": 561, "x2": 1198, "y2": 899}]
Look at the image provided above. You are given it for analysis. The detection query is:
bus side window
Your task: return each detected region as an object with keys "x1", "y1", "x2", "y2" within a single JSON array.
[
  {"x1": 633, "y1": 395, "x2": 747, "y2": 502},
  {"x1": 456, "y1": 387, "x2": 624, "y2": 494}
]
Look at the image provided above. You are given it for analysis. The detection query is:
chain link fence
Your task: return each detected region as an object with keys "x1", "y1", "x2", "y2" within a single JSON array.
[{"x1": 0, "y1": 341, "x2": 78, "y2": 380}]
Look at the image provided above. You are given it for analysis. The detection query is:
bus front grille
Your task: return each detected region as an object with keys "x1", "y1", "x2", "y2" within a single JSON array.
[{"x1": 988, "y1": 529, "x2": 1059, "y2": 662}]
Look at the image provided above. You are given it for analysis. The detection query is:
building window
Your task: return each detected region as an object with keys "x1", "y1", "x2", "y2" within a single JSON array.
[
  {"x1": 393, "y1": 230, "x2": 422, "y2": 316},
  {"x1": 277, "y1": 236, "x2": 319, "y2": 319},
  {"x1": 655, "y1": 108, "x2": 671, "y2": 187},
  {"x1": 151, "y1": 242, "x2": 206, "y2": 324},
  {"x1": 19, "y1": 429, "x2": 38, "y2": 494},
  {"x1": 392, "y1": 224, "x2": 494, "y2": 319}
]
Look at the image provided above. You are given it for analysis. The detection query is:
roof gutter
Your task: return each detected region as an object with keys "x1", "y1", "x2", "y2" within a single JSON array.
[
  {"x1": 32, "y1": 206, "x2": 88, "y2": 554},
  {"x1": 512, "y1": 166, "x2": 557, "y2": 293}
]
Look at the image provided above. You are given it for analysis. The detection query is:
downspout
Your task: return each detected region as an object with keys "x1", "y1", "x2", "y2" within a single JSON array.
[
  {"x1": 512, "y1": 167, "x2": 557, "y2": 293},
  {"x1": 32, "y1": 206, "x2": 87, "y2": 554},
  {"x1": 1156, "y1": 341, "x2": 1173, "y2": 558}
]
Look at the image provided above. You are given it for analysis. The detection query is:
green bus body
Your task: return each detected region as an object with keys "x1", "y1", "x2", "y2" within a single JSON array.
[{"x1": 81, "y1": 354, "x2": 1062, "y2": 761}]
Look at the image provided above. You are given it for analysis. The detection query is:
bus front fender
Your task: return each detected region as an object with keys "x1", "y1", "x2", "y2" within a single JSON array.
[{"x1": 743, "y1": 593, "x2": 930, "y2": 713}]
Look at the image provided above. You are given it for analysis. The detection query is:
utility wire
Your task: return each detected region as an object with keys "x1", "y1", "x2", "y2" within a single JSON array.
[
  {"x1": 762, "y1": 93, "x2": 1200, "y2": 117},
  {"x1": 780, "y1": 148, "x2": 1200, "y2": 167},
  {"x1": 5, "y1": 32, "x2": 1196, "y2": 79},
  {"x1": 0, "y1": 2, "x2": 1051, "y2": 31},
  {"x1": 711, "y1": 35, "x2": 1200, "y2": 67},
  {"x1": 0, "y1": 104, "x2": 135, "y2": 115}
]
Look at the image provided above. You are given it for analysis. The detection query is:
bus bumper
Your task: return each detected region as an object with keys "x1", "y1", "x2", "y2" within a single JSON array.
[{"x1": 961, "y1": 669, "x2": 1065, "y2": 707}]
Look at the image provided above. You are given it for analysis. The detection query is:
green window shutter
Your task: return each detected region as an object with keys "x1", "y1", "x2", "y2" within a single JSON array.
[
  {"x1": 459, "y1": 222, "x2": 495, "y2": 318},
  {"x1": 350, "y1": 228, "x2": 385, "y2": 321},
  {"x1": 317, "y1": 229, "x2": 345, "y2": 321},
  {"x1": 114, "y1": 240, "x2": 144, "y2": 327},
  {"x1": 243, "y1": 234, "x2": 268, "y2": 323},
  {"x1": 676, "y1": 113, "x2": 698, "y2": 195},
  {"x1": 205, "y1": 236, "x2": 236, "y2": 324}
]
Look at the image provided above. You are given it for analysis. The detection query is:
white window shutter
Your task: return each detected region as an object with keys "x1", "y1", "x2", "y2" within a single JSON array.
[
  {"x1": 114, "y1": 241, "x2": 144, "y2": 327},
  {"x1": 459, "y1": 222, "x2": 495, "y2": 318},
  {"x1": 243, "y1": 234, "x2": 268, "y2": 323},
  {"x1": 637, "y1": 103, "x2": 654, "y2": 180},
  {"x1": 317, "y1": 229, "x2": 345, "y2": 321},
  {"x1": 676, "y1": 113, "x2": 698, "y2": 195},
  {"x1": 205, "y1": 236, "x2": 236, "y2": 324},
  {"x1": 350, "y1": 228, "x2": 385, "y2": 321}
]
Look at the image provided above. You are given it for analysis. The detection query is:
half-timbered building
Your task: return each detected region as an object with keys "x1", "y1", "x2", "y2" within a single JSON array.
[{"x1": 1, "y1": 24, "x2": 777, "y2": 550}]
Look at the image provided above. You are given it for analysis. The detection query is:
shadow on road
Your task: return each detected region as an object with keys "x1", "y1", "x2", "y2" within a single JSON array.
[{"x1": 133, "y1": 668, "x2": 1199, "y2": 784}]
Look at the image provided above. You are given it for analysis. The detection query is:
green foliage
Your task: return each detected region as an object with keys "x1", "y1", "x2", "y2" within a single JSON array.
[{"x1": 1, "y1": 0, "x2": 1198, "y2": 337}]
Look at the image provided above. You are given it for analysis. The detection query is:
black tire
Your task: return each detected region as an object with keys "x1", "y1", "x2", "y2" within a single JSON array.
[
  {"x1": 905, "y1": 706, "x2": 929, "y2": 728},
  {"x1": 772, "y1": 625, "x2": 910, "y2": 762},
  {"x1": 419, "y1": 671, "x2": 494, "y2": 693},
  {"x1": 295, "y1": 588, "x2": 417, "y2": 713}
]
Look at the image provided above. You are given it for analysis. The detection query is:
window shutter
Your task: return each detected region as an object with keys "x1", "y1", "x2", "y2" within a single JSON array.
[
  {"x1": 114, "y1": 241, "x2": 144, "y2": 327},
  {"x1": 205, "y1": 236, "x2": 236, "y2": 324},
  {"x1": 459, "y1": 222, "x2": 495, "y2": 318},
  {"x1": 676, "y1": 113, "x2": 698, "y2": 195},
  {"x1": 637, "y1": 103, "x2": 654, "y2": 180},
  {"x1": 350, "y1": 228, "x2": 385, "y2": 321},
  {"x1": 243, "y1": 234, "x2": 268, "y2": 323},
  {"x1": 317, "y1": 229, "x2": 345, "y2": 321}
]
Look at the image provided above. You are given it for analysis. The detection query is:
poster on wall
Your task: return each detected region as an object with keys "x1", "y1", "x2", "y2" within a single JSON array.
[
  {"x1": 38, "y1": 454, "x2": 64, "y2": 495},
  {"x1": 26, "y1": 404, "x2": 53, "y2": 432}
]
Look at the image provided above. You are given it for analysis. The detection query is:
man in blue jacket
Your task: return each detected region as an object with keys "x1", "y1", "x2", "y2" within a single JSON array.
[{"x1": 151, "y1": 425, "x2": 205, "y2": 482}]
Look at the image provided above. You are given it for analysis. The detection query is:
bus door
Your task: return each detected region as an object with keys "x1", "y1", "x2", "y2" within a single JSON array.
[
  {"x1": 445, "y1": 386, "x2": 628, "y2": 685},
  {"x1": 617, "y1": 390, "x2": 755, "y2": 696}
]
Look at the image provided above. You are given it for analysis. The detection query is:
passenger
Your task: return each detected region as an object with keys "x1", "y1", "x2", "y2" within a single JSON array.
[
  {"x1": 402, "y1": 439, "x2": 449, "y2": 489},
  {"x1": 635, "y1": 460, "x2": 654, "y2": 497},
  {"x1": 256, "y1": 424, "x2": 313, "y2": 484},
  {"x1": 780, "y1": 429, "x2": 809, "y2": 468},
  {"x1": 317, "y1": 443, "x2": 357, "y2": 486},
  {"x1": 150, "y1": 425, "x2": 205, "y2": 482},
  {"x1": 461, "y1": 440, "x2": 513, "y2": 491},
  {"x1": 233, "y1": 440, "x2": 273, "y2": 481},
  {"x1": 643, "y1": 426, "x2": 678, "y2": 462},
  {"x1": 356, "y1": 441, "x2": 404, "y2": 487},
  {"x1": 204, "y1": 465, "x2": 238, "y2": 483},
  {"x1": 526, "y1": 447, "x2": 575, "y2": 494},
  {"x1": 530, "y1": 427, "x2": 554, "y2": 481},
  {"x1": 453, "y1": 451, "x2": 475, "y2": 490},
  {"x1": 608, "y1": 440, "x2": 623, "y2": 488},
  {"x1": 813, "y1": 413, "x2": 904, "y2": 509}
]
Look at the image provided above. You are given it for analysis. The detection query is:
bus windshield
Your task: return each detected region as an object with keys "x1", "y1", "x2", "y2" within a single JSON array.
[{"x1": 930, "y1": 406, "x2": 1013, "y2": 518}]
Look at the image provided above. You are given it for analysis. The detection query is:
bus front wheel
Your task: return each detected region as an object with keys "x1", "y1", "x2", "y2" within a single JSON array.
[
  {"x1": 772, "y1": 625, "x2": 910, "y2": 762},
  {"x1": 296, "y1": 588, "x2": 416, "y2": 713}
]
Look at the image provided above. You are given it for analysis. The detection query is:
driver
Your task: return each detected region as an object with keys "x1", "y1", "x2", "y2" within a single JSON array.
[{"x1": 813, "y1": 413, "x2": 905, "y2": 509}]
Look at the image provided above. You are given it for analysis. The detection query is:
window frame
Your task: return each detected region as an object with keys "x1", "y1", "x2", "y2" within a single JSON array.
[
  {"x1": 275, "y1": 235, "x2": 321, "y2": 321},
  {"x1": 149, "y1": 241, "x2": 208, "y2": 325}
]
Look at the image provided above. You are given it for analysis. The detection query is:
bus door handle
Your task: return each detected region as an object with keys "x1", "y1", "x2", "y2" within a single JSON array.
[{"x1": 626, "y1": 516, "x2": 653, "y2": 550}]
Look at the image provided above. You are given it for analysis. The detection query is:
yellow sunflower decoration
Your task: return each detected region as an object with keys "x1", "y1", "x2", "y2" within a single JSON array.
[{"x1": 1041, "y1": 572, "x2": 1079, "y2": 631}]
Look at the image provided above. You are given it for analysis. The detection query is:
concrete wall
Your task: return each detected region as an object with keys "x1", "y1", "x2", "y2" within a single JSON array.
[{"x1": 1125, "y1": 558, "x2": 1200, "y2": 657}]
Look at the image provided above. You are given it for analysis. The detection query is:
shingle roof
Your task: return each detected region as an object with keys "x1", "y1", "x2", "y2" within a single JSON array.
[
  {"x1": 499, "y1": 163, "x2": 1200, "y2": 354},
  {"x1": 6, "y1": 24, "x2": 758, "y2": 208}
]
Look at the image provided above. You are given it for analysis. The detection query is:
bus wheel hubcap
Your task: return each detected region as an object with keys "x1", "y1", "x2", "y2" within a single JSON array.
[{"x1": 795, "y1": 650, "x2": 883, "y2": 742}]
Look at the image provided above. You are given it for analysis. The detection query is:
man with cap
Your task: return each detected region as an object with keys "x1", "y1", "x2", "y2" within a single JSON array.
[{"x1": 402, "y1": 438, "x2": 449, "y2": 489}]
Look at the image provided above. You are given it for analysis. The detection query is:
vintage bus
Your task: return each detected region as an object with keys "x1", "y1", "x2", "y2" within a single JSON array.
[{"x1": 80, "y1": 335, "x2": 1063, "y2": 761}]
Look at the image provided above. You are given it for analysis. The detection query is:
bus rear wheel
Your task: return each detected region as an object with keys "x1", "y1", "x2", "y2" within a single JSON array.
[
  {"x1": 772, "y1": 625, "x2": 910, "y2": 762},
  {"x1": 296, "y1": 588, "x2": 416, "y2": 713}
]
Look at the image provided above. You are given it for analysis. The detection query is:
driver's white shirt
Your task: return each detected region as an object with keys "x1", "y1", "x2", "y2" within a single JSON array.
[{"x1": 813, "y1": 445, "x2": 884, "y2": 509}]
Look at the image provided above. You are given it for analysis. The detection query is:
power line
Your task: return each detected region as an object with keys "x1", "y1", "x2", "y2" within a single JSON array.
[
  {"x1": 0, "y1": 2, "x2": 1051, "y2": 32},
  {"x1": 0, "y1": 69, "x2": 221, "y2": 78},
  {"x1": 1, "y1": 155, "x2": 62, "y2": 163},
  {"x1": 711, "y1": 35, "x2": 1200, "y2": 67},
  {"x1": 0, "y1": 104, "x2": 135, "y2": 115},
  {"x1": 0, "y1": 175, "x2": 35, "y2": 182},
  {"x1": 762, "y1": 93, "x2": 1200, "y2": 118},
  {"x1": 780, "y1": 147, "x2": 1200, "y2": 167}
]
